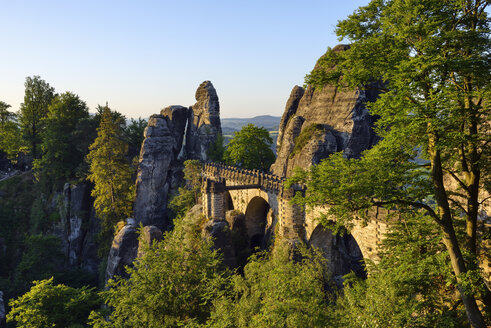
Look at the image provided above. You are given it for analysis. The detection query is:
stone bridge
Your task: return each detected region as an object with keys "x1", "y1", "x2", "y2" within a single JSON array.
[{"x1": 202, "y1": 162, "x2": 390, "y2": 278}]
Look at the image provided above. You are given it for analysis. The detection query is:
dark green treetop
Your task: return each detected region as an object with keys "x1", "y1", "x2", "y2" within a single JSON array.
[{"x1": 33, "y1": 92, "x2": 90, "y2": 190}]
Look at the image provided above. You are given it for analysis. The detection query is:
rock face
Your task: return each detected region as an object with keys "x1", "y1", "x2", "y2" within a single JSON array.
[
  {"x1": 133, "y1": 82, "x2": 222, "y2": 229},
  {"x1": 202, "y1": 219, "x2": 236, "y2": 269},
  {"x1": 271, "y1": 45, "x2": 380, "y2": 177},
  {"x1": 105, "y1": 222, "x2": 139, "y2": 283},
  {"x1": 63, "y1": 183, "x2": 100, "y2": 272},
  {"x1": 185, "y1": 81, "x2": 222, "y2": 161},
  {"x1": 137, "y1": 225, "x2": 163, "y2": 258},
  {"x1": 51, "y1": 182, "x2": 100, "y2": 274},
  {"x1": 133, "y1": 108, "x2": 188, "y2": 229},
  {"x1": 105, "y1": 222, "x2": 162, "y2": 283}
]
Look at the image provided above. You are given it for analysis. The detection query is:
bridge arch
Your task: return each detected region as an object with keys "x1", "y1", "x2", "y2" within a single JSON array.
[
  {"x1": 309, "y1": 224, "x2": 366, "y2": 280},
  {"x1": 244, "y1": 196, "x2": 270, "y2": 249},
  {"x1": 223, "y1": 190, "x2": 234, "y2": 211}
]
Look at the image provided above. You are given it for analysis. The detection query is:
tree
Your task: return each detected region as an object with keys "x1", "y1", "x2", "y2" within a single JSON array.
[
  {"x1": 7, "y1": 277, "x2": 101, "y2": 328},
  {"x1": 124, "y1": 117, "x2": 147, "y2": 159},
  {"x1": 208, "y1": 242, "x2": 333, "y2": 328},
  {"x1": 0, "y1": 101, "x2": 14, "y2": 123},
  {"x1": 224, "y1": 124, "x2": 275, "y2": 171},
  {"x1": 86, "y1": 105, "x2": 133, "y2": 253},
  {"x1": 89, "y1": 216, "x2": 230, "y2": 327},
  {"x1": 292, "y1": 0, "x2": 490, "y2": 326},
  {"x1": 19, "y1": 76, "x2": 55, "y2": 159},
  {"x1": 207, "y1": 133, "x2": 226, "y2": 162},
  {"x1": 169, "y1": 160, "x2": 203, "y2": 219},
  {"x1": 0, "y1": 101, "x2": 22, "y2": 161},
  {"x1": 333, "y1": 213, "x2": 467, "y2": 327},
  {"x1": 33, "y1": 92, "x2": 90, "y2": 190}
]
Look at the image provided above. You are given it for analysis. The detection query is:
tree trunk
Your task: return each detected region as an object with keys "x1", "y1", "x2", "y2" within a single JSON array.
[
  {"x1": 429, "y1": 129, "x2": 486, "y2": 327},
  {"x1": 441, "y1": 223, "x2": 486, "y2": 328}
]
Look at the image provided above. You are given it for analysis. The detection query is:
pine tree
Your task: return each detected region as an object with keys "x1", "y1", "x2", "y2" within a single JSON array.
[{"x1": 86, "y1": 105, "x2": 134, "y2": 251}]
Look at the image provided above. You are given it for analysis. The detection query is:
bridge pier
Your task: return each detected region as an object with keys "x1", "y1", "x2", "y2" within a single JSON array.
[
  {"x1": 202, "y1": 179, "x2": 226, "y2": 220},
  {"x1": 277, "y1": 188, "x2": 306, "y2": 241}
]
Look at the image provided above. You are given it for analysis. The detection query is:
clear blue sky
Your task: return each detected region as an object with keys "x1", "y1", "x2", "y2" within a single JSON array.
[{"x1": 0, "y1": 0, "x2": 369, "y2": 119}]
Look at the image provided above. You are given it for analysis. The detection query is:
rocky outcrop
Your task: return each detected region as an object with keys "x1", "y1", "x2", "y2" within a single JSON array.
[
  {"x1": 62, "y1": 183, "x2": 100, "y2": 271},
  {"x1": 271, "y1": 45, "x2": 380, "y2": 177},
  {"x1": 105, "y1": 221, "x2": 139, "y2": 283},
  {"x1": 105, "y1": 221, "x2": 163, "y2": 284},
  {"x1": 202, "y1": 219, "x2": 236, "y2": 269},
  {"x1": 133, "y1": 108, "x2": 188, "y2": 228},
  {"x1": 137, "y1": 225, "x2": 163, "y2": 258},
  {"x1": 133, "y1": 82, "x2": 222, "y2": 229},
  {"x1": 51, "y1": 182, "x2": 100, "y2": 274},
  {"x1": 185, "y1": 81, "x2": 222, "y2": 161}
]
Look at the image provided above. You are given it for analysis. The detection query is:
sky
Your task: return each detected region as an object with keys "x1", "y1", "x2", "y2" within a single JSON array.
[{"x1": 0, "y1": 0, "x2": 370, "y2": 119}]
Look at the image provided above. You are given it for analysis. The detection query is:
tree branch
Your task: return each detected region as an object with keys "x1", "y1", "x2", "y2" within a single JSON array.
[{"x1": 443, "y1": 168, "x2": 470, "y2": 193}]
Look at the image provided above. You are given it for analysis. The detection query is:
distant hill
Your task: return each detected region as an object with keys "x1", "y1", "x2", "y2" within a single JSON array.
[
  {"x1": 221, "y1": 115, "x2": 281, "y2": 154},
  {"x1": 221, "y1": 115, "x2": 281, "y2": 132}
]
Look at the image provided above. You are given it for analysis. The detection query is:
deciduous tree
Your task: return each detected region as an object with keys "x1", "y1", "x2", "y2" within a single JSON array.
[
  {"x1": 7, "y1": 277, "x2": 100, "y2": 328},
  {"x1": 224, "y1": 124, "x2": 275, "y2": 171},
  {"x1": 89, "y1": 216, "x2": 230, "y2": 328},
  {"x1": 293, "y1": 0, "x2": 490, "y2": 326},
  {"x1": 33, "y1": 92, "x2": 90, "y2": 190},
  {"x1": 0, "y1": 101, "x2": 22, "y2": 161},
  {"x1": 19, "y1": 76, "x2": 55, "y2": 159}
]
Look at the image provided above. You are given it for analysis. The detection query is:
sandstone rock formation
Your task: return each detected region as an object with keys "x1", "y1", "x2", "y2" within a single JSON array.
[
  {"x1": 137, "y1": 225, "x2": 163, "y2": 258},
  {"x1": 133, "y1": 82, "x2": 222, "y2": 229},
  {"x1": 271, "y1": 45, "x2": 380, "y2": 177},
  {"x1": 133, "y1": 110, "x2": 187, "y2": 228},
  {"x1": 185, "y1": 81, "x2": 222, "y2": 161},
  {"x1": 105, "y1": 221, "x2": 163, "y2": 283},
  {"x1": 51, "y1": 182, "x2": 100, "y2": 274},
  {"x1": 105, "y1": 222, "x2": 139, "y2": 283},
  {"x1": 202, "y1": 219, "x2": 236, "y2": 269}
]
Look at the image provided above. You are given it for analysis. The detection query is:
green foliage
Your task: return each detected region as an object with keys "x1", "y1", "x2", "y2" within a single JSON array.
[
  {"x1": 334, "y1": 213, "x2": 466, "y2": 327},
  {"x1": 169, "y1": 186, "x2": 197, "y2": 219},
  {"x1": 19, "y1": 76, "x2": 56, "y2": 159},
  {"x1": 224, "y1": 124, "x2": 275, "y2": 171},
  {"x1": 89, "y1": 216, "x2": 230, "y2": 327},
  {"x1": 124, "y1": 117, "x2": 147, "y2": 158},
  {"x1": 0, "y1": 173, "x2": 37, "y2": 293},
  {"x1": 169, "y1": 160, "x2": 203, "y2": 219},
  {"x1": 7, "y1": 277, "x2": 101, "y2": 328},
  {"x1": 0, "y1": 101, "x2": 14, "y2": 123},
  {"x1": 0, "y1": 100, "x2": 23, "y2": 161},
  {"x1": 13, "y1": 234, "x2": 64, "y2": 293},
  {"x1": 207, "y1": 133, "x2": 226, "y2": 162},
  {"x1": 208, "y1": 242, "x2": 333, "y2": 328},
  {"x1": 86, "y1": 105, "x2": 134, "y2": 255},
  {"x1": 295, "y1": 0, "x2": 490, "y2": 324},
  {"x1": 33, "y1": 92, "x2": 90, "y2": 190},
  {"x1": 0, "y1": 109, "x2": 22, "y2": 161},
  {"x1": 290, "y1": 124, "x2": 327, "y2": 158}
]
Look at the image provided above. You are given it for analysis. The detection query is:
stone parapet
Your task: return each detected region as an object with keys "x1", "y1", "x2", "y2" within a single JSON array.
[{"x1": 203, "y1": 162, "x2": 304, "y2": 195}]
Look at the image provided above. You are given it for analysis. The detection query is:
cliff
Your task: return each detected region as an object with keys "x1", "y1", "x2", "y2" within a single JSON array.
[
  {"x1": 133, "y1": 81, "x2": 222, "y2": 229},
  {"x1": 271, "y1": 45, "x2": 380, "y2": 177}
]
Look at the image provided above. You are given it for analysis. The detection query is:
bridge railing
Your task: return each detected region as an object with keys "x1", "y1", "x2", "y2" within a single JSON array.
[{"x1": 203, "y1": 162, "x2": 291, "y2": 193}]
